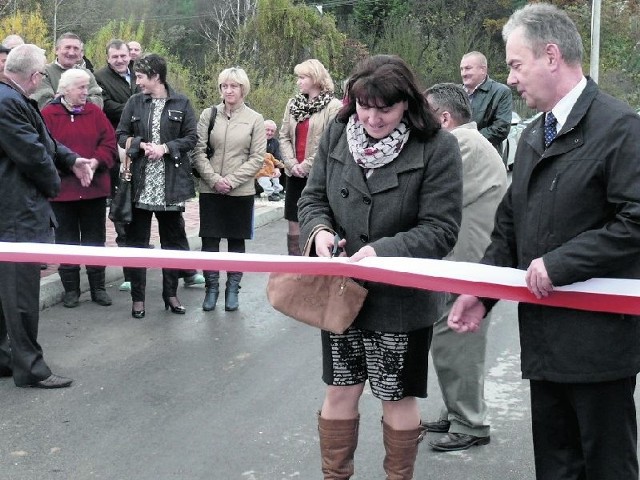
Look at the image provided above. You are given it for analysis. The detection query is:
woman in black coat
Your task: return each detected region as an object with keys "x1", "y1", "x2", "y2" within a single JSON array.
[{"x1": 116, "y1": 54, "x2": 197, "y2": 318}]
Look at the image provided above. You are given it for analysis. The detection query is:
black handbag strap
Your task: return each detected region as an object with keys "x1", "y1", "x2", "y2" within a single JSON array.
[{"x1": 205, "y1": 107, "x2": 217, "y2": 158}]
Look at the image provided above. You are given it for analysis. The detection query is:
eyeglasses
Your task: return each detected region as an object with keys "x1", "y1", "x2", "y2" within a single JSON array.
[{"x1": 33, "y1": 70, "x2": 48, "y2": 79}]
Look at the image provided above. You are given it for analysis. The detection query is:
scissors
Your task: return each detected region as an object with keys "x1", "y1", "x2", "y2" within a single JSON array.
[{"x1": 331, "y1": 234, "x2": 344, "y2": 258}]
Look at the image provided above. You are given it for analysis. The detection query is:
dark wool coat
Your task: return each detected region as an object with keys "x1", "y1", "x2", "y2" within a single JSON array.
[
  {"x1": 298, "y1": 120, "x2": 463, "y2": 333},
  {"x1": 116, "y1": 85, "x2": 197, "y2": 205},
  {"x1": 0, "y1": 82, "x2": 77, "y2": 242},
  {"x1": 483, "y1": 78, "x2": 640, "y2": 383},
  {"x1": 42, "y1": 100, "x2": 117, "y2": 201}
]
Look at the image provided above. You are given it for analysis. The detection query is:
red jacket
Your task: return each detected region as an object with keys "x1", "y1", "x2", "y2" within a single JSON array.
[{"x1": 42, "y1": 100, "x2": 117, "y2": 201}]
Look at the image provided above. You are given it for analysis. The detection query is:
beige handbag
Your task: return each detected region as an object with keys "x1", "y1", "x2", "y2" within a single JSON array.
[{"x1": 266, "y1": 227, "x2": 368, "y2": 334}]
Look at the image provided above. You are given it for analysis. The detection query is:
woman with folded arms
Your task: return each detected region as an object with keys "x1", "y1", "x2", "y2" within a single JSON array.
[
  {"x1": 279, "y1": 59, "x2": 342, "y2": 255},
  {"x1": 192, "y1": 66, "x2": 265, "y2": 312},
  {"x1": 116, "y1": 54, "x2": 197, "y2": 319}
]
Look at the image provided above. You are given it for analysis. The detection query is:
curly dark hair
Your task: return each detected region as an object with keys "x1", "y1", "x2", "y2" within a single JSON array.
[{"x1": 338, "y1": 55, "x2": 440, "y2": 141}]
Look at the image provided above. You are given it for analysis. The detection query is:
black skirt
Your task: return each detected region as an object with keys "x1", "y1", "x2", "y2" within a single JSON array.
[
  {"x1": 284, "y1": 175, "x2": 308, "y2": 222},
  {"x1": 199, "y1": 193, "x2": 254, "y2": 239}
]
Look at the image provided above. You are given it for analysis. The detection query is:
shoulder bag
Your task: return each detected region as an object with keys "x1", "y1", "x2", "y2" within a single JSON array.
[
  {"x1": 108, "y1": 137, "x2": 133, "y2": 224},
  {"x1": 266, "y1": 226, "x2": 368, "y2": 334}
]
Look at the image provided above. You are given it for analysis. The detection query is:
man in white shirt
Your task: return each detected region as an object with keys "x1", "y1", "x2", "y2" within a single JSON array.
[{"x1": 449, "y1": 4, "x2": 640, "y2": 479}]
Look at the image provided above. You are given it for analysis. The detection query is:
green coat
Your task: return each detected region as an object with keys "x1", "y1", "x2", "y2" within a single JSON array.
[{"x1": 469, "y1": 77, "x2": 512, "y2": 150}]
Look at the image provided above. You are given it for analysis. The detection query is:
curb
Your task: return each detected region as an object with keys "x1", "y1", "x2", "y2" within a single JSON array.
[{"x1": 39, "y1": 203, "x2": 284, "y2": 310}]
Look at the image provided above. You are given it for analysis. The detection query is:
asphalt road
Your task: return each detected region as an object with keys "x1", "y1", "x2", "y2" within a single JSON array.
[{"x1": 2, "y1": 217, "x2": 537, "y2": 480}]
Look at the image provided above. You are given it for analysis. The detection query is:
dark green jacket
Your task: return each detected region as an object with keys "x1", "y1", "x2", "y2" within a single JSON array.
[{"x1": 469, "y1": 77, "x2": 512, "y2": 151}]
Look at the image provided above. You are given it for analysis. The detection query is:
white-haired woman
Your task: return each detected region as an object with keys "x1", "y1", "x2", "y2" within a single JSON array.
[
  {"x1": 42, "y1": 68, "x2": 117, "y2": 308},
  {"x1": 192, "y1": 67, "x2": 266, "y2": 312},
  {"x1": 279, "y1": 59, "x2": 342, "y2": 255}
]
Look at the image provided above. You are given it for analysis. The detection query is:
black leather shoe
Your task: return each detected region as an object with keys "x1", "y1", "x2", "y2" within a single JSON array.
[
  {"x1": 26, "y1": 374, "x2": 73, "y2": 389},
  {"x1": 429, "y1": 433, "x2": 490, "y2": 452},
  {"x1": 0, "y1": 366, "x2": 12, "y2": 377},
  {"x1": 421, "y1": 419, "x2": 450, "y2": 433}
]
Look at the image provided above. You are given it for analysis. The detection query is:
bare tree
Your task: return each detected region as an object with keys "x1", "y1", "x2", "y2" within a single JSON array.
[{"x1": 197, "y1": 0, "x2": 257, "y2": 57}]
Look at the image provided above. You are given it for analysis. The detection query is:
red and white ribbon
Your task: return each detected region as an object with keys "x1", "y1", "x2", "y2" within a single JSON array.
[{"x1": 1, "y1": 242, "x2": 639, "y2": 315}]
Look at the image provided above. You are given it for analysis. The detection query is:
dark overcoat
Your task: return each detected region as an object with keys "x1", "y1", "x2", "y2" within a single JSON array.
[
  {"x1": 298, "y1": 119, "x2": 463, "y2": 333},
  {"x1": 94, "y1": 64, "x2": 138, "y2": 129},
  {"x1": 483, "y1": 78, "x2": 640, "y2": 383},
  {"x1": 0, "y1": 82, "x2": 77, "y2": 242}
]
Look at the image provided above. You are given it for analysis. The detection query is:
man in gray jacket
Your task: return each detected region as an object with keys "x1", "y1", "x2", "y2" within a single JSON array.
[
  {"x1": 31, "y1": 32, "x2": 102, "y2": 109},
  {"x1": 422, "y1": 83, "x2": 507, "y2": 451},
  {"x1": 460, "y1": 51, "x2": 512, "y2": 155}
]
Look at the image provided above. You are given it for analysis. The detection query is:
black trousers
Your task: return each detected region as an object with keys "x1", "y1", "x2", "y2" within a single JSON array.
[
  {"x1": 530, "y1": 377, "x2": 638, "y2": 480},
  {"x1": 117, "y1": 209, "x2": 195, "y2": 280},
  {"x1": 51, "y1": 198, "x2": 107, "y2": 274},
  {"x1": 123, "y1": 208, "x2": 189, "y2": 302},
  {"x1": 177, "y1": 214, "x2": 197, "y2": 279},
  {"x1": 0, "y1": 261, "x2": 51, "y2": 386}
]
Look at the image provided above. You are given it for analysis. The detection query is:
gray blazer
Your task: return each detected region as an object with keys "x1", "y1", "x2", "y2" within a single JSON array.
[{"x1": 298, "y1": 120, "x2": 463, "y2": 332}]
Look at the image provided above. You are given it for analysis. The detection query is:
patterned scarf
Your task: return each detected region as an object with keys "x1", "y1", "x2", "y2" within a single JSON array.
[
  {"x1": 61, "y1": 96, "x2": 84, "y2": 114},
  {"x1": 289, "y1": 91, "x2": 334, "y2": 122},
  {"x1": 346, "y1": 115, "x2": 410, "y2": 169}
]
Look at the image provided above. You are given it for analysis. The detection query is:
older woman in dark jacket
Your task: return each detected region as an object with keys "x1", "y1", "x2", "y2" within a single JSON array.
[
  {"x1": 298, "y1": 55, "x2": 462, "y2": 479},
  {"x1": 116, "y1": 54, "x2": 197, "y2": 319}
]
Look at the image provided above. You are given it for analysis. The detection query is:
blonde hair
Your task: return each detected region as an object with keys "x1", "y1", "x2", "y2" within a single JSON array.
[
  {"x1": 57, "y1": 68, "x2": 91, "y2": 94},
  {"x1": 294, "y1": 59, "x2": 334, "y2": 93},
  {"x1": 218, "y1": 66, "x2": 251, "y2": 98}
]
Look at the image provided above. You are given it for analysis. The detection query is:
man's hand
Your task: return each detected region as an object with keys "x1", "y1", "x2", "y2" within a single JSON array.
[
  {"x1": 525, "y1": 257, "x2": 553, "y2": 299},
  {"x1": 448, "y1": 294, "x2": 486, "y2": 333},
  {"x1": 88, "y1": 158, "x2": 99, "y2": 172},
  {"x1": 72, "y1": 158, "x2": 94, "y2": 187}
]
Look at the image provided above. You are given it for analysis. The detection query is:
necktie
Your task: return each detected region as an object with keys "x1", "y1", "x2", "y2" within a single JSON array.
[{"x1": 544, "y1": 112, "x2": 557, "y2": 147}]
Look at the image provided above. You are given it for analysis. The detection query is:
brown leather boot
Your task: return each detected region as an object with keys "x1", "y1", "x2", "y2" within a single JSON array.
[
  {"x1": 287, "y1": 234, "x2": 301, "y2": 256},
  {"x1": 382, "y1": 420, "x2": 424, "y2": 480},
  {"x1": 318, "y1": 412, "x2": 359, "y2": 479}
]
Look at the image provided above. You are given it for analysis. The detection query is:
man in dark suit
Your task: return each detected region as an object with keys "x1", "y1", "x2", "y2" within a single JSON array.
[
  {"x1": 0, "y1": 44, "x2": 93, "y2": 389},
  {"x1": 449, "y1": 4, "x2": 640, "y2": 479},
  {"x1": 95, "y1": 39, "x2": 137, "y2": 291}
]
